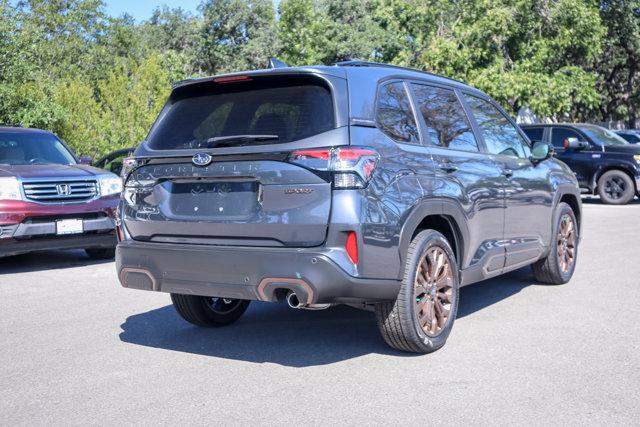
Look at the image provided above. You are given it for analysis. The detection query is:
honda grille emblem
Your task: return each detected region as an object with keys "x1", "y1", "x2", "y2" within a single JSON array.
[{"x1": 56, "y1": 184, "x2": 71, "y2": 196}]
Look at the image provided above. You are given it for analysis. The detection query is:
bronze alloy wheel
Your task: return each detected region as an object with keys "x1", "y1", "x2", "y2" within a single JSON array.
[
  {"x1": 206, "y1": 297, "x2": 243, "y2": 314},
  {"x1": 414, "y1": 246, "x2": 455, "y2": 337},
  {"x1": 557, "y1": 214, "x2": 576, "y2": 273}
]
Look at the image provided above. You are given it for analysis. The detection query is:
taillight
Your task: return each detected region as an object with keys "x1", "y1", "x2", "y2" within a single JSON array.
[
  {"x1": 346, "y1": 231, "x2": 358, "y2": 265},
  {"x1": 121, "y1": 157, "x2": 139, "y2": 179},
  {"x1": 289, "y1": 146, "x2": 379, "y2": 189}
]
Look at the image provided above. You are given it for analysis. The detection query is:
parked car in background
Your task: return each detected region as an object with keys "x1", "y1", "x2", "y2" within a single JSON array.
[
  {"x1": 116, "y1": 61, "x2": 582, "y2": 354},
  {"x1": 615, "y1": 130, "x2": 640, "y2": 144},
  {"x1": 93, "y1": 147, "x2": 134, "y2": 175},
  {"x1": 0, "y1": 127, "x2": 121, "y2": 258},
  {"x1": 521, "y1": 123, "x2": 640, "y2": 205}
]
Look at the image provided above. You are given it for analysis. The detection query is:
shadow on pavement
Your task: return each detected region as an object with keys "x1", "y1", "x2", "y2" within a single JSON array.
[
  {"x1": 119, "y1": 268, "x2": 537, "y2": 366},
  {"x1": 0, "y1": 249, "x2": 112, "y2": 274},
  {"x1": 581, "y1": 196, "x2": 640, "y2": 205}
]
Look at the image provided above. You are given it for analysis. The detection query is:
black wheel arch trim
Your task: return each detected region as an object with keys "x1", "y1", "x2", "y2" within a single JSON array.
[
  {"x1": 397, "y1": 198, "x2": 469, "y2": 280},
  {"x1": 551, "y1": 183, "x2": 582, "y2": 246}
]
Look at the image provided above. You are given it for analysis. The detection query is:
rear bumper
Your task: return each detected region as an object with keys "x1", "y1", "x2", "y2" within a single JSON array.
[
  {"x1": 116, "y1": 240, "x2": 401, "y2": 304},
  {"x1": 0, "y1": 231, "x2": 116, "y2": 258}
]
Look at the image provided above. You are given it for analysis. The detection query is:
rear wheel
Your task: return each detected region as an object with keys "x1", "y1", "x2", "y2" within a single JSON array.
[
  {"x1": 532, "y1": 202, "x2": 578, "y2": 284},
  {"x1": 85, "y1": 248, "x2": 115, "y2": 259},
  {"x1": 170, "y1": 294, "x2": 250, "y2": 327},
  {"x1": 375, "y1": 230, "x2": 459, "y2": 354},
  {"x1": 597, "y1": 170, "x2": 635, "y2": 205}
]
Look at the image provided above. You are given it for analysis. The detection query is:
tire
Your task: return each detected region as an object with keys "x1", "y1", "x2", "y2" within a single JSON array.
[
  {"x1": 85, "y1": 248, "x2": 115, "y2": 259},
  {"x1": 532, "y1": 202, "x2": 578, "y2": 285},
  {"x1": 170, "y1": 294, "x2": 250, "y2": 327},
  {"x1": 375, "y1": 230, "x2": 459, "y2": 354},
  {"x1": 597, "y1": 170, "x2": 635, "y2": 205}
]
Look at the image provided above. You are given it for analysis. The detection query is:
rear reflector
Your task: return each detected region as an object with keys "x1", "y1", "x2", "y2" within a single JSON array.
[
  {"x1": 116, "y1": 225, "x2": 124, "y2": 242},
  {"x1": 346, "y1": 231, "x2": 358, "y2": 265}
]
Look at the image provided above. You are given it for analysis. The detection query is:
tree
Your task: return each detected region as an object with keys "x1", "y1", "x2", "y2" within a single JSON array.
[
  {"x1": 372, "y1": 0, "x2": 437, "y2": 67},
  {"x1": 417, "y1": 0, "x2": 605, "y2": 120},
  {"x1": 139, "y1": 6, "x2": 199, "y2": 76},
  {"x1": 197, "y1": 0, "x2": 279, "y2": 74},
  {"x1": 278, "y1": 0, "x2": 329, "y2": 65},
  {"x1": 278, "y1": 0, "x2": 390, "y2": 65},
  {"x1": 595, "y1": 0, "x2": 640, "y2": 126}
]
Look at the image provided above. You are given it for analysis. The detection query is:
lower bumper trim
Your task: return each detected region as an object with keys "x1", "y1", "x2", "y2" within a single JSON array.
[{"x1": 116, "y1": 240, "x2": 401, "y2": 304}]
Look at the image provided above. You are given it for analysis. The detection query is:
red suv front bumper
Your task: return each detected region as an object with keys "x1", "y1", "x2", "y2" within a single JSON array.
[{"x1": 0, "y1": 196, "x2": 118, "y2": 257}]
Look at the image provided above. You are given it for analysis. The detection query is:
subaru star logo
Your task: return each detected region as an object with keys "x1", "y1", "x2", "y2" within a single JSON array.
[{"x1": 192, "y1": 152, "x2": 212, "y2": 167}]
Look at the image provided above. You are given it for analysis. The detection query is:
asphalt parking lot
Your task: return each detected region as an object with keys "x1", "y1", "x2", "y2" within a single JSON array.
[{"x1": 1, "y1": 198, "x2": 639, "y2": 425}]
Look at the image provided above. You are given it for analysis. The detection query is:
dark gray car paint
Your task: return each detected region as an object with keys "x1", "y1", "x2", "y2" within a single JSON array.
[{"x1": 117, "y1": 64, "x2": 582, "y2": 304}]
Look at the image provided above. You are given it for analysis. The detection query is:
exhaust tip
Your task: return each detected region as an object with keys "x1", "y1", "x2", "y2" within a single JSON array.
[{"x1": 286, "y1": 291, "x2": 302, "y2": 309}]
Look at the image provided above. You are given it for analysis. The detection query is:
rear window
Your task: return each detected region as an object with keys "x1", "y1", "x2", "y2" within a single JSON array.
[
  {"x1": 522, "y1": 127, "x2": 544, "y2": 143},
  {"x1": 147, "y1": 77, "x2": 335, "y2": 150}
]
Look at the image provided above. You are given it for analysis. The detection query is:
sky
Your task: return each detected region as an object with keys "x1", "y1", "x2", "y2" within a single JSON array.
[
  {"x1": 104, "y1": 0, "x2": 201, "y2": 21},
  {"x1": 104, "y1": 0, "x2": 281, "y2": 22}
]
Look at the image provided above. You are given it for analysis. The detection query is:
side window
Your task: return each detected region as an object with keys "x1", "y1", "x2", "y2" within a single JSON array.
[
  {"x1": 464, "y1": 95, "x2": 529, "y2": 158},
  {"x1": 551, "y1": 128, "x2": 581, "y2": 149},
  {"x1": 410, "y1": 84, "x2": 479, "y2": 152},
  {"x1": 376, "y1": 82, "x2": 420, "y2": 143},
  {"x1": 522, "y1": 127, "x2": 544, "y2": 143}
]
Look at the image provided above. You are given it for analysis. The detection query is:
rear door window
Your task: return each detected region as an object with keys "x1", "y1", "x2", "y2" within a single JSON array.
[
  {"x1": 410, "y1": 84, "x2": 478, "y2": 152},
  {"x1": 376, "y1": 82, "x2": 420, "y2": 143},
  {"x1": 147, "y1": 77, "x2": 335, "y2": 150},
  {"x1": 550, "y1": 128, "x2": 581, "y2": 148}
]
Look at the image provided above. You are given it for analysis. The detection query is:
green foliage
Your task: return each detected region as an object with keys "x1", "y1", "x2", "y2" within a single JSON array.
[
  {"x1": 53, "y1": 55, "x2": 172, "y2": 157},
  {"x1": 197, "y1": 0, "x2": 279, "y2": 74},
  {"x1": 0, "y1": 0, "x2": 638, "y2": 159},
  {"x1": 594, "y1": 0, "x2": 640, "y2": 126},
  {"x1": 418, "y1": 0, "x2": 605, "y2": 121}
]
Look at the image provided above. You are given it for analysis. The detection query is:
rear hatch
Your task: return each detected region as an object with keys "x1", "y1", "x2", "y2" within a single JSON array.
[{"x1": 122, "y1": 72, "x2": 348, "y2": 247}]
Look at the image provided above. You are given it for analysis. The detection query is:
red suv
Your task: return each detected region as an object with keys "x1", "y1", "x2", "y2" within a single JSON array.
[{"x1": 0, "y1": 127, "x2": 120, "y2": 258}]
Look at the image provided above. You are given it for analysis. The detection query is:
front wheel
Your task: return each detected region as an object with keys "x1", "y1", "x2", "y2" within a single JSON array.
[
  {"x1": 532, "y1": 202, "x2": 579, "y2": 285},
  {"x1": 375, "y1": 230, "x2": 459, "y2": 354},
  {"x1": 170, "y1": 294, "x2": 250, "y2": 327},
  {"x1": 597, "y1": 170, "x2": 635, "y2": 205}
]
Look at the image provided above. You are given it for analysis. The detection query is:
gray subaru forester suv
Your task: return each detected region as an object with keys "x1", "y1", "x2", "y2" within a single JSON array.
[{"x1": 116, "y1": 61, "x2": 582, "y2": 353}]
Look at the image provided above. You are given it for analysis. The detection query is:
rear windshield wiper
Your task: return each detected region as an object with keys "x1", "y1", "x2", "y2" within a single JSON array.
[{"x1": 205, "y1": 135, "x2": 279, "y2": 148}]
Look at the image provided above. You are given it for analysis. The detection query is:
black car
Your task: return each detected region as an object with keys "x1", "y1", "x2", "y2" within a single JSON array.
[
  {"x1": 615, "y1": 130, "x2": 640, "y2": 144},
  {"x1": 116, "y1": 61, "x2": 581, "y2": 354},
  {"x1": 521, "y1": 124, "x2": 640, "y2": 205},
  {"x1": 93, "y1": 147, "x2": 135, "y2": 175}
]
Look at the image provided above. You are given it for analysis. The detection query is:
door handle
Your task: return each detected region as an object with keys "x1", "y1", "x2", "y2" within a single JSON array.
[
  {"x1": 502, "y1": 168, "x2": 514, "y2": 178},
  {"x1": 438, "y1": 162, "x2": 458, "y2": 173}
]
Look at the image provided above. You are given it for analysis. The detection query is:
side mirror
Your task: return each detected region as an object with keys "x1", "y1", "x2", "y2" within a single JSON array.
[
  {"x1": 530, "y1": 141, "x2": 553, "y2": 163},
  {"x1": 564, "y1": 137, "x2": 588, "y2": 150},
  {"x1": 78, "y1": 156, "x2": 93, "y2": 165}
]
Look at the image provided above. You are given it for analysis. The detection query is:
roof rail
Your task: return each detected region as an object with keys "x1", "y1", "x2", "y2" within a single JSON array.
[{"x1": 335, "y1": 60, "x2": 468, "y2": 86}]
